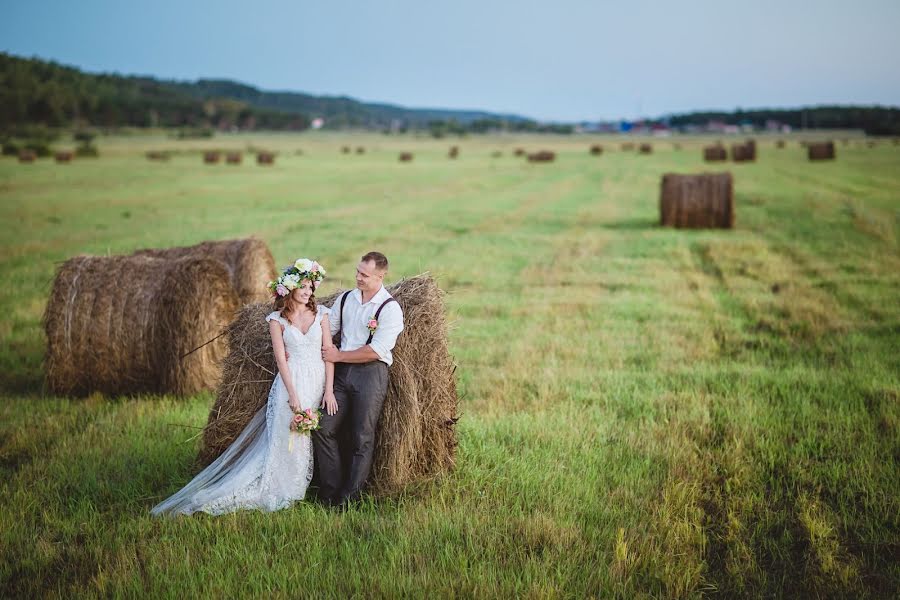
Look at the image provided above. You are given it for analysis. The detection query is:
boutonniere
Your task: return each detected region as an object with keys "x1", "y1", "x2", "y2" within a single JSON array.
[{"x1": 367, "y1": 316, "x2": 379, "y2": 334}]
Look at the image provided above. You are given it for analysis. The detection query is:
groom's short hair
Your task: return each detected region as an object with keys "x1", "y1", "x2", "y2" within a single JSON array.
[{"x1": 361, "y1": 251, "x2": 388, "y2": 272}]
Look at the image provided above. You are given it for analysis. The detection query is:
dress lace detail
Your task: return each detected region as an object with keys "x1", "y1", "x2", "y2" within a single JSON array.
[{"x1": 151, "y1": 306, "x2": 329, "y2": 516}]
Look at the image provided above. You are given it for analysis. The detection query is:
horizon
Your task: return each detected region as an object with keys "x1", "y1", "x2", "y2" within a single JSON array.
[{"x1": 2, "y1": 1, "x2": 900, "y2": 122}]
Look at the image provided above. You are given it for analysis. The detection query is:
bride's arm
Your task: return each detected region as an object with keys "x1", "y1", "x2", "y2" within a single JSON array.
[
  {"x1": 270, "y1": 320, "x2": 300, "y2": 410},
  {"x1": 320, "y1": 315, "x2": 337, "y2": 415}
]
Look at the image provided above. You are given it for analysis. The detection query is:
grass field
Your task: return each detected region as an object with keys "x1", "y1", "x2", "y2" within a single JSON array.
[{"x1": 1, "y1": 132, "x2": 898, "y2": 598}]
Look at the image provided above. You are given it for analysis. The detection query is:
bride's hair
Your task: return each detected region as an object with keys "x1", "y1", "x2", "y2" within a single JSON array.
[{"x1": 274, "y1": 281, "x2": 317, "y2": 318}]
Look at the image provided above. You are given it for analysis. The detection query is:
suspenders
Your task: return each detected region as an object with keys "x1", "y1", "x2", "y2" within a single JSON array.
[{"x1": 335, "y1": 291, "x2": 397, "y2": 349}]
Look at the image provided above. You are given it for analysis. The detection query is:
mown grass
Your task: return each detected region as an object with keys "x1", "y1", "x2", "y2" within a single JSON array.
[{"x1": 0, "y1": 133, "x2": 898, "y2": 598}]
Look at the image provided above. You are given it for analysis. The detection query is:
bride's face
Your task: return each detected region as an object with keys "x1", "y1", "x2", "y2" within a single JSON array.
[{"x1": 291, "y1": 280, "x2": 313, "y2": 304}]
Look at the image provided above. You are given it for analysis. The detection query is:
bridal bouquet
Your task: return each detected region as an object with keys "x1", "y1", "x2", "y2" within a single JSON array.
[{"x1": 290, "y1": 407, "x2": 321, "y2": 435}]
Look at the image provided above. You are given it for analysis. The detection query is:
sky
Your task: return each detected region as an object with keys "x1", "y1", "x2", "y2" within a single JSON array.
[{"x1": 2, "y1": 0, "x2": 899, "y2": 122}]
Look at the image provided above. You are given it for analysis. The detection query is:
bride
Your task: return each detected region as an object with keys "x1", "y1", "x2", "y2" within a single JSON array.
[{"x1": 151, "y1": 258, "x2": 338, "y2": 516}]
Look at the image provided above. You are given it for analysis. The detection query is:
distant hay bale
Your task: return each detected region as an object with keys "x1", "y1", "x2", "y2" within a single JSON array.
[
  {"x1": 356, "y1": 147, "x2": 365, "y2": 154},
  {"x1": 43, "y1": 255, "x2": 240, "y2": 397},
  {"x1": 146, "y1": 151, "x2": 170, "y2": 161},
  {"x1": 54, "y1": 151, "x2": 73, "y2": 163},
  {"x1": 745, "y1": 139, "x2": 757, "y2": 160},
  {"x1": 621, "y1": 142, "x2": 635, "y2": 151},
  {"x1": 590, "y1": 144, "x2": 603, "y2": 155},
  {"x1": 204, "y1": 151, "x2": 221, "y2": 164},
  {"x1": 341, "y1": 146, "x2": 351, "y2": 154},
  {"x1": 807, "y1": 141, "x2": 836, "y2": 161},
  {"x1": 448, "y1": 146, "x2": 459, "y2": 159},
  {"x1": 776, "y1": 140, "x2": 786, "y2": 149},
  {"x1": 226, "y1": 152, "x2": 243, "y2": 165},
  {"x1": 256, "y1": 152, "x2": 275, "y2": 165},
  {"x1": 731, "y1": 143, "x2": 754, "y2": 162},
  {"x1": 18, "y1": 150, "x2": 36, "y2": 163},
  {"x1": 132, "y1": 238, "x2": 276, "y2": 305},
  {"x1": 399, "y1": 152, "x2": 414, "y2": 162},
  {"x1": 703, "y1": 145, "x2": 727, "y2": 162},
  {"x1": 513, "y1": 148, "x2": 526, "y2": 156},
  {"x1": 197, "y1": 274, "x2": 459, "y2": 497},
  {"x1": 527, "y1": 150, "x2": 555, "y2": 163},
  {"x1": 660, "y1": 172, "x2": 734, "y2": 229},
  {"x1": 639, "y1": 143, "x2": 653, "y2": 154}
]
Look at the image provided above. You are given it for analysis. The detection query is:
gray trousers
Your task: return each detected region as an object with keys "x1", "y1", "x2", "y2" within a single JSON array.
[{"x1": 312, "y1": 361, "x2": 389, "y2": 503}]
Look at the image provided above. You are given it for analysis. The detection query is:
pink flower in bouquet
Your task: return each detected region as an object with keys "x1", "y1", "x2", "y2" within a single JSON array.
[{"x1": 276, "y1": 284, "x2": 289, "y2": 297}]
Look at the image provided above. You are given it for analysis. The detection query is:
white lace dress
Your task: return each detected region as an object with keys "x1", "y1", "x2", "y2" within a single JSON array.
[{"x1": 151, "y1": 306, "x2": 329, "y2": 516}]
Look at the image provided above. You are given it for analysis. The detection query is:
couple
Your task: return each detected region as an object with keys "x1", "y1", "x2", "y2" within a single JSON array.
[{"x1": 151, "y1": 251, "x2": 404, "y2": 516}]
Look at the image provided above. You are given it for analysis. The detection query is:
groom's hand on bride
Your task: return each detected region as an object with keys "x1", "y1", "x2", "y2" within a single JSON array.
[
  {"x1": 322, "y1": 346, "x2": 341, "y2": 363},
  {"x1": 321, "y1": 391, "x2": 338, "y2": 416}
]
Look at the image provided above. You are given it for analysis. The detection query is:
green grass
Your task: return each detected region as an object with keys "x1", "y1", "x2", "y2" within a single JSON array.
[{"x1": 1, "y1": 133, "x2": 898, "y2": 598}]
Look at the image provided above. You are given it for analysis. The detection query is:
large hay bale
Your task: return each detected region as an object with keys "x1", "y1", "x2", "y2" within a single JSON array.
[
  {"x1": 341, "y1": 146, "x2": 351, "y2": 154},
  {"x1": 660, "y1": 172, "x2": 734, "y2": 229},
  {"x1": 513, "y1": 148, "x2": 526, "y2": 157},
  {"x1": 132, "y1": 238, "x2": 276, "y2": 305},
  {"x1": 807, "y1": 141, "x2": 835, "y2": 161},
  {"x1": 703, "y1": 145, "x2": 727, "y2": 161},
  {"x1": 776, "y1": 140, "x2": 786, "y2": 149},
  {"x1": 356, "y1": 146, "x2": 365, "y2": 155},
  {"x1": 146, "y1": 151, "x2": 170, "y2": 161},
  {"x1": 18, "y1": 149, "x2": 36, "y2": 163},
  {"x1": 198, "y1": 274, "x2": 459, "y2": 497},
  {"x1": 55, "y1": 151, "x2": 73, "y2": 163},
  {"x1": 256, "y1": 152, "x2": 275, "y2": 165},
  {"x1": 204, "y1": 151, "x2": 221, "y2": 164},
  {"x1": 226, "y1": 152, "x2": 243, "y2": 165},
  {"x1": 639, "y1": 143, "x2": 653, "y2": 154},
  {"x1": 590, "y1": 144, "x2": 603, "y2": 155},
  {"x1": 527, "y1": 150, "x2": 555, "y2": 163},
  {"x1": 448, "y1": 146, "x2": 459, "y2": 159},
  {"x1": 44, "y1": 255, "x2": 239, "y2": 397},
  {"x1": 731, "y1": 143, "x2": 754, "y2": 162},
  {"x1": 399, "y1": 152, "x2": 414, "y2": 162}
]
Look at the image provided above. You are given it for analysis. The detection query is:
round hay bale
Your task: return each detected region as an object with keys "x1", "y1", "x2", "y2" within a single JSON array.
[
  {"x1": 775, "y1": 140, "x2": 786, "y2": 149},
  {"x1": 204, "y1": 151, "x2": 221, "y2": 164},
  {"x1": 197, "y1": 274, "x2": 459, "y2": 497},
  {"x1": 703, "y1": 145, "x2": 727, "y2": 162},
  {"x1": 399, "y1": 152, "x2": 414, "y2": 162},
  {"x1": 55, "y1": 151, "x2": 73, "y2": 163},
  {"x1": 589, "y1": 144, "x2": 603, "y2": 155},
  {"x1": 639, "y1": 143, "x2": 653, "y2": 154},
  {"x1": 341, "y1": 146, "x2": 351, "y2": 154},
  {"x1": 513, "y1": 148, "x2": 526, "y2": 156},
  {"x1": 18, "y1": 149, "x2": 36, "y2": 163},
  {"x1": 527, "y1": 150, "x2": 555, "y2": 163},
  {"x1": 660, "y1": 172, "x2": 734, "y2": 229},
  {"x1": 132, "y1": 238, "x2": 276, "y2": 305},
  {"x1": 808, "y1": 141, "x2": 836, "y2": 161},
  {"x1": 448, "y1": 146, "x2": 459, "y2": 159},
  {"x1": 256, "y1": 152, "x2": 275, "y2": 165},
  {"x1": 226, "y1": 152, "x2": 243, "y2": 165},
  {"x1": 731, "y1": 143, "x2": 754, "y2": 162},
  {"x1": 356, "y1": 147, "x2": 365, "y2": 154},
  {"x1": 44, "y1": 255, "x2": 239, "y2": 397},
  {"x1": 146, "y1": 151, "x2": 170, "y2": 161}
]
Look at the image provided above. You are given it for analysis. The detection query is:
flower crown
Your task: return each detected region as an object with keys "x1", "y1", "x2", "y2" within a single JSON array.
[{"x1": 267, "y1": 258, "x2": 326, "y2": 299}]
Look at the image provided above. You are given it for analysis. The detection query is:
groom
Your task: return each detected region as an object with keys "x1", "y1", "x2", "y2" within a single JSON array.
[{"x1": 314, "y1": 251, "x2": 404, "y2": 506}]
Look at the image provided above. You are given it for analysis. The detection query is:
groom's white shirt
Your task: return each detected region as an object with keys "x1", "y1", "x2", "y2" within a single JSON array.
[{"x1": 329, "y1": 285, "x2": 404, "y2": 366}]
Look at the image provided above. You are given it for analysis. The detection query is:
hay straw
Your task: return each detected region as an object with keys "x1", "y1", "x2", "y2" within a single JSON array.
[
  {"x1": 44, "y1": 255, "x2": 239, "y2": 396},
  {"x1": 197, "y1": 273, "x2": 459, "y2": 496},
  {"x1": 132, "y1": 238, "x2": 276, "y2": 304},
  {"x1": 660, "y1": 172, "x2": 734, "y2": 229}
]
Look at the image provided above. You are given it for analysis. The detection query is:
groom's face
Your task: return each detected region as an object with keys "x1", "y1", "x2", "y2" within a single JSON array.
[{"x1": 356, "y1": 260, "x2": 384, "y2": 293}]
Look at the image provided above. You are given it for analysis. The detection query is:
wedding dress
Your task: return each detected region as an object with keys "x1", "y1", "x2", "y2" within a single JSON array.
[{"x1": 151, "y1": 306, "x2": 328, "y2": 516}]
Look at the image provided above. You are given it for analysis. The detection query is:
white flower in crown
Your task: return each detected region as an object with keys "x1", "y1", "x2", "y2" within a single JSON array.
[{"x1": 294, "y1": 258, "x2": 314, "y2": 272}]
